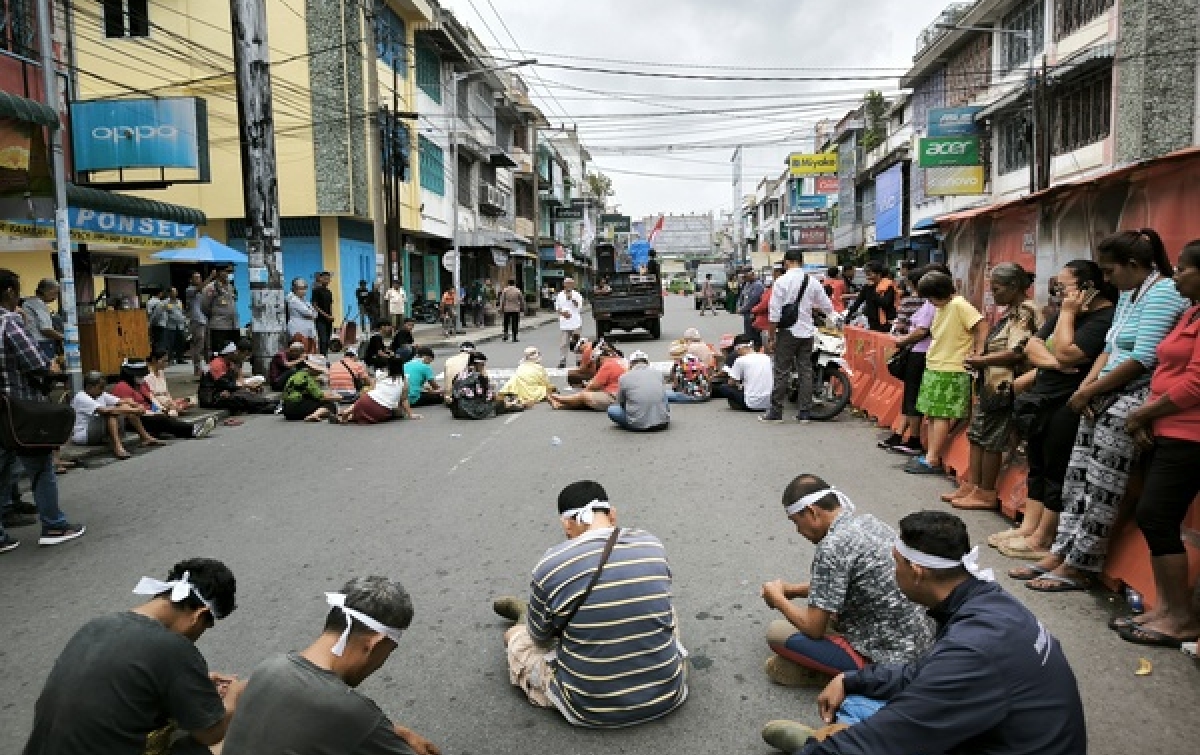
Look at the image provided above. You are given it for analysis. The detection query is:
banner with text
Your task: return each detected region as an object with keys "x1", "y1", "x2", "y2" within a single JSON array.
[
  {"x1": 918, "y1": 136, "x2": 981, "y2": 168},
  {"x1": 925, "y1": 165, "x2": 986, "y2": 196},
  {"x1": 788, "y1": 152, "x2": 839, "y2": 177}
]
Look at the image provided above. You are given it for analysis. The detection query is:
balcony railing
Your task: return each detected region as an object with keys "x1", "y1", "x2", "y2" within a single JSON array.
[
  {"x1": 479, "y1": 182, "x2": 511, "y2": 216},
  {"x1": 915, "y1": 2, "x2": 975, "y2": 58}
]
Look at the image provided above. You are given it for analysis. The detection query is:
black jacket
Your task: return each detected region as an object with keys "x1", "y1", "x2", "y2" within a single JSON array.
[{"x1": 799, "y1": 578, "x2": 1086, "y2": 755}]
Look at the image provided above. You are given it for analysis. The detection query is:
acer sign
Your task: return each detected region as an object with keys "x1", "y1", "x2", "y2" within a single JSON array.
[{"x1": 918, "y1": 136, "x2": 981, "y2": 168}]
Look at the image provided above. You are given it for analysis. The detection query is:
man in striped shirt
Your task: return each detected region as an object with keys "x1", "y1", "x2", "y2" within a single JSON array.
[{"x1": 494, "y1": 480, "x2": 688, "y2": 727}]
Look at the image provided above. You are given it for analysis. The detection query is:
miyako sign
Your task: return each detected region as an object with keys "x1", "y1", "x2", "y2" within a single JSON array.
[
  {"x1": 70, "y1": 97, "x2": 210, "y2": 176},
  {"x1": 918, "y1": 136, "x2": 980, "y2": 168},
  {"x1": 788, "y1": 152, "x2": 839, "y2": 177},
  {"x1": 925, "y1": 166, "x2": 986, "y2": 196}
]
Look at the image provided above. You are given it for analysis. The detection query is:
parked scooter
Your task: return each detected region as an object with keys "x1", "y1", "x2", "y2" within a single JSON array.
[{"x1": 787, "y1": 316, "x2": 853, "y2": 420}]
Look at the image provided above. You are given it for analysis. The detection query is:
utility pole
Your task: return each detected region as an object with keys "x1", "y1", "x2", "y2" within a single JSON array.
[
  {"x1": 230, "y1": 0, "x2": 285, "y2": 375},
  {"x1": 362, "y1": 0, "x2": 388, "y2": 289},
  {"x1": 35, "y1": 0, "x2": 81, "y2": 393}
]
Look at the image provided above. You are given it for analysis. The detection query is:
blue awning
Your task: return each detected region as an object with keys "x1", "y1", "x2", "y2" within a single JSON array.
[
  {"x1": 912, "y1": 216, "x2": 940, "y2": 231},
  {"x1": 152, "y1": 236, "x2": 247, "y2": 263}
]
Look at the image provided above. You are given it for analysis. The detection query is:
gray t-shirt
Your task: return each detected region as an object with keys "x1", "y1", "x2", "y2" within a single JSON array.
[
  {"x1": 220, "y1": 653, "x2": 415, "y2": 755},
  {"x1": 808, "y1": 512, "x2": 934, "y2": 665},
  {"x1": 616, "y1": 366, "x2": 670, "y2": 429},
  {"x1": 24, "y1": 612, "x2": 225, "y2": 755}
]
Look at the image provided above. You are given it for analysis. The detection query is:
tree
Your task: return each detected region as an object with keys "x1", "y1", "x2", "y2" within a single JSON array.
[
  {"x1": 585, "y1": 171, "x2": 614, "y2": 199},
  {"x1": 861, "y1": 91, "x2": 888, "y2": 153}
]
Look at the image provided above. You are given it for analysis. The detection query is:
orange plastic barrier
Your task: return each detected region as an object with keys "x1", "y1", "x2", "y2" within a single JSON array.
[{"x1": 843, "y1": 327, "x2": 1199, "y2": 610}]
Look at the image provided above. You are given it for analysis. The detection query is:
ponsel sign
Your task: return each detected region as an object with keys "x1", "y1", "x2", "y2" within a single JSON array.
[
  {"x1": 918, "y1": 136, "x2": 980, "y2": 168},
  {"x1": 927, "y1": 107, "x2": 982, "y2": 137},
  {"x1": 71, "y1": 98, "x2": 210, "y2": 175},
  {"x1": 788, "y1": 152, "x2": 839, "y2": 177}
]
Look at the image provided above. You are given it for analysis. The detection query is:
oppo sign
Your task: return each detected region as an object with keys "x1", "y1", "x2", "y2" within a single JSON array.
[
  {"x1": 918, "y1": 136, "x2": 980, "y2": 168},
  {"x1": 71, "y1": 98, "x2": 208, "y2": 173}
]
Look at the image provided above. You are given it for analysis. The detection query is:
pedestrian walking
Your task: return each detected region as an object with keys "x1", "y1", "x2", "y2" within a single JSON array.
[
  {"x1": 311, "y1": 271, "x2": 335, "y2": 355},
  {"x1": 185, "y1": 271, "x2": 210, "y2": 376},
  {"x1": 763, "y1": 250, "x2": 834, "y2": 423},
  {"x1": 354, "y1": 279, "x2": 371, "y2": 332},
  {"x1": 0, "y1": 268, "x2": 85, "y2": 553},
  {"x1": 555, "y1": 278, "x2": 583, "y2": 368},
  {"x1": 700, "y1": 273, "x2": 718, "y2": 315},
  {"x1": 500, "y1": 279, "x2": 524, "y2": 342},
  {"x1": 385, "y1": 281, "x2": 407, "y2": 327}
]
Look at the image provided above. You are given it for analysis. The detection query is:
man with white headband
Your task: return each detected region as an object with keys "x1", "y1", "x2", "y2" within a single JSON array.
[
  {"x1": 220, "y1": 575, "x2": 440, "y2": 755},
  {"x1": 762, "y1": 510, "x2": 1086, "y2": 755},
  {"x1": 607, "y1": 350, "x2": 670, "y2": 431},
  {"x1": 761, "y1": 474, "x2": 932, "y2": 689},
  {"x1": 492, "y1": 480, "x2": 688, "y2": 728},
  {"x1": 25, "y1": 558, "x2": 243, "y2": 754}
]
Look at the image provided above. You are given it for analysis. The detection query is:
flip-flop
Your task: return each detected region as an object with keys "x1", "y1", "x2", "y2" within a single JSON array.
[
  {"x1": 997, "y1": 538, "x2": 1053, "y2": 560},
  {"x1": 1025, "y1": 573, "x2": 1091, "y2": 593},
  {"x1": 222, "y1": 419, "x2": 244, "y2": 427},
  {"x1": 1007, "y1": 564, "x2": 1049, "y2": 581},
  {"x1": 1117, "y1": 625, "x2": 1199, "y2": 648},
  {"x1": 987, "y1": 529, "x2": 1022, "y2": 548},
  {"x1": 1109, "y1": 615, "x2": 1147, "y2": 631}
]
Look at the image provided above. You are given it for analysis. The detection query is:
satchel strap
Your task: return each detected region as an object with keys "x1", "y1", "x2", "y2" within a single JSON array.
[{"x1": 552, "y1": 527, "x2": 622, "y2": 637}]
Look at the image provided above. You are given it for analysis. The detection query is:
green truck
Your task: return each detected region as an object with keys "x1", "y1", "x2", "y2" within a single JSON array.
[{"x1": 591, "y1": 242, "x2": 664, "y2": 340}]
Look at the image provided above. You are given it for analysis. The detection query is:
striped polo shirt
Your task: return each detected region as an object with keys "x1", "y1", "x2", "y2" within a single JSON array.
[
  {"x1": 1103, "y1": 277, "x2": 1189, "y2": 376},
  {"x1": 526, "y1": 527, "x2": 688, "y2": 728}
]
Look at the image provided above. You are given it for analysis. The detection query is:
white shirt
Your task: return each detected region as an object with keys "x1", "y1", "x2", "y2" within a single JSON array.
[
  {"x1": 367, "y1": 376, "x2": 406, "y2": 410},
  {"x1": 727, "y1": 353, "x2": 773, "y2": 410},
  {"x1": 768, "y1": 268, "x2": 834, "y2": 339},
  {"x1": 385, "y1": 288, "x2": 407, "y2": 315},
  {"x1": 71, "y1": 391, "x2": 120, "y2": 443},
  {"x1": 555, "y1": 289, "x2": 583, "y2": 331}
]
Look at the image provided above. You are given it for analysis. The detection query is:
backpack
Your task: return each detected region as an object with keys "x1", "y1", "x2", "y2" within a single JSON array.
[{"x1": 777, "y1": 274, "x2": 811, "y2": 329}]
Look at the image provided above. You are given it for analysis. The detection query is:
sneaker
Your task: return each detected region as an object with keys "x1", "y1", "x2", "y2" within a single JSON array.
[
  {"x1": 893, "y1": 440, "x2": 925, "y2": 456},
  {"x1": 193, "y1": 416, "x2": 217, "y2": 438},
  {"x1": 764, "y1": 656, "x2": 830, "y2": 687},
  {"x1": 2, "y1": 511, "x2": 37, "y2": 528},
  {"x1": 877, "y1": 433, "x2": 904, "y2": 449},
  {"x1": 903, "y1": 456, "x2": 945, "y2": 475},
  {"x1": 492, "y1": 596, "x2": 526, "y2": 623},
  {"x1": 795, "y1": 411, "x2": 812, "y2": 424},
  {"x1": 38, "y1": 524, "x2": 86, "y2": 547},
  {"x1": 0, "y1": 535, "x2": 18, "y2": 554},
  {"x1": 759, "y1": 411, "x2": 784, "y2": 423},
  {"x1": 762, "y1": 720, "x2": 820, "y2": 752},
  {"x1": 13, "y1": 499, "x2": 37, "y2": 515}
]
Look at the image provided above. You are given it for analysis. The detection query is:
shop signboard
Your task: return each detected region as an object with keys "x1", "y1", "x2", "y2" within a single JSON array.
[
  {"x1": 788, "y1": 225, "x2": 829, "y2": 249},
  {"x1": 927, "y1": 107, "x2": 983, "y2": 137},
  {"x1": 814, "y1": 176, "x2": 840, "y2": 195},
  {"x1": 552, "y1": 205, "x2": 584, "y2": 220},
  {"x1": 793, "y1": 194, "x2": 828, "y2": 211},
  {"x1": 925, "y1": 165, "x2": 986, "y2": 196},
  {"x1": 600, "y1": 213, "x2": 631, "y2": 232},
  {"x1": 918, "y1": 136, "x2": 980, "y2": 167},
  {"x1": 874, "y1": 164, "x2": 903, "y2": 242},
  {"x1": 0, "y1": 206, "x2": 198, "y2": 249},
  {"x1": 787, "y1": 152, "x2": 839, "y2": 177},
  {"x1": 70, "y1": 97, "x2": 210, "y2": 177}
]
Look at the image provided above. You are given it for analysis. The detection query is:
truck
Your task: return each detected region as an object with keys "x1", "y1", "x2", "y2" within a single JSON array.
[
  {"x1": 591, "y1": 242, "x2": 664, "y2": 339},
  {"x1": 693, "y1": 263, "x2": 728, "y2": 310}
]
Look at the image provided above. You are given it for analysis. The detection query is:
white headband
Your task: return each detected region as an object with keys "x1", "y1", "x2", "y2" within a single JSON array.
[
  {"x1": 560, "y1": 499, "x2": 612, "y2": 525},
  {"x1": 785, "y1": 487, "x2": 856, "y2": 517},
  {"x1": 894, "y1": 539, "x2": 995, "y2": 582},
  {"x1": 133, "y1": 571, "x2": 218, "y2": 618},
  {"x1": 325, "y1": 592, "x2": 406, "y2": 656}
]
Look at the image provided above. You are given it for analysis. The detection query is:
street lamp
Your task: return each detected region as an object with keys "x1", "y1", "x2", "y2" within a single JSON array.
[
  {"x1": 450, "y1": 59, "x2": 536, "y2": 333},
  {"x1": 936, "y1": 24, "x2": 1038, "y2": 194}
]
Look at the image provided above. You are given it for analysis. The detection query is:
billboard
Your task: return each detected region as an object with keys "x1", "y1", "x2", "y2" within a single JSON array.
[
  {"x1": 788, "y1": 152, "x2": 838, "y2": 177},
  {"x1": 874, "y1": 164, "x2": 904, "y2": 242},
  {"x1": 71, "y1": 97, "x2": 210, "y2": 176},
  {"x1": 918, "y1": 136, "x2": 981, "y2": 168},
  {"x1": 788, "y1": 225, "x2": 829, "y2": 249},
  {"x1": 927, "y1": 107, "x2": 983, "y2": 137},
  {"x1": 552, "y1": 205, "x2": 584, "y2": 220},
  {"x1": 925, "y1": 165, "x2": 986, "y2": 196},
  {"x1": 600, "y1": 213, "x2": 631, "y2": 232},
  {"x1": 814, "y1": 176, "x2": 840, "y2": 195}
]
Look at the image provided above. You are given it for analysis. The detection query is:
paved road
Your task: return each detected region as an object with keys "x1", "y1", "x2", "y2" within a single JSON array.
[{"x1": 2, "y1": 296, "x2": 1196, "y2": 754}]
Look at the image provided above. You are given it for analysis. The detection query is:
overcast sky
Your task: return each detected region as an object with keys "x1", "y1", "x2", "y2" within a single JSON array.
[{"x1": 440, "y1": 0, "x2": 954, "y2": 220}]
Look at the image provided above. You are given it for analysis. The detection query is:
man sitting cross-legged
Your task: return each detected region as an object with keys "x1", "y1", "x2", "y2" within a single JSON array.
[
  {"x1": 24, "y1": 558, "x2": 244, "y2": 755},
  {"x1": 492, "y1": 480, "x2": 688, "y2": 728},
  {"x1": 547, "y1": 345, "x2": 627, "y2": 412},
  {"x1": 761, "y1": 511, "x2": 1087, "y2": 755},
  {"x1": 761, "y1": 475, "x2": 933, "y2": 688},
  {"x1": 220, "y1": 576, "x2": 440, "y2": 755}
]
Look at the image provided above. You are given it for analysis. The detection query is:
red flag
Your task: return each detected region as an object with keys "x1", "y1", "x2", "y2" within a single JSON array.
[{"x1": 648, "y1": 215, "x2": 665, "y2": 243}]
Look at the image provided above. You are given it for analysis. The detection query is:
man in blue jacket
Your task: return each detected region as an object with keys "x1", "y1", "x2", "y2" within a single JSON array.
[{"x1": 762, "y1": 510, "x2": 1086, "y2": 755}]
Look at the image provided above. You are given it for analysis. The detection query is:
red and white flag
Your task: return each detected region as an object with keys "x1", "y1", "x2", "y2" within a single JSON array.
[{"x1": 647, "y1": 215, "x2": 665, "y2": 243}]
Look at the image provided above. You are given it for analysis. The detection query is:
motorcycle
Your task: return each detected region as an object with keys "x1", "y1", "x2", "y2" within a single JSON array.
[{"x1": 787, "y1": 321, "x2": 853, "y2": 421}]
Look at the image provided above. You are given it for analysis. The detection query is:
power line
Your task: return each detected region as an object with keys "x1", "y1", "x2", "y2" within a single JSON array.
[{"x1": 477, "y1": 0, "x2": 572, "y2": 123}]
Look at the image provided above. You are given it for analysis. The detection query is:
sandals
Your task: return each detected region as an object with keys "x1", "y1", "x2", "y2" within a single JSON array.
[
  {"x1": 987, "y1": 529, "x2": 1022, "y2": 548},
  {"x1": 997, "y1": 537, "x2": 1053, "y2": 560},
  {"x1": 1025, "y1": 573, "x2": 1092, "y2": 593},
  {"x1": 1117, "y1": 625, "x2": 1200, "y2": 648},
  {"x1": 1109, "y1": 615, "x2": 1146, "y2": 631},
  {"x1": 1007, "y1": 564, "x2": 1050, "y2": 581}
]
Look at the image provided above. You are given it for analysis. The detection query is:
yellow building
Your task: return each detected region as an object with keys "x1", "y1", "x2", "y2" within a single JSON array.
[{"x1": 69, "y1": 0, "x2": 434, "y2": 328}]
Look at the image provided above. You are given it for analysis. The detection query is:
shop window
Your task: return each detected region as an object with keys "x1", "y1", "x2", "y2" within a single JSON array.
[
  {"x1": 997, "y1": 110, "x2": 1031, "y2": 174},
  {"x1": 418, "y1": 135, "x2": 444, "y2": 196},
  {"x1": 0, "y1": 0, "x2": 37, "y2": 58},
  {"x1": 1052, "y1": 67, "x2": 1112, "y2": 155},
  {"x1": 416, "y1": 41, "x2": 441, "y2": 103},
  {"x1": 1000, "y1": 0, "x2": 1045, "y2": 73},
  {"x1": 457, "y1": 154, "x2": 473, "y2": 207},
  {"x1": 1055, "y1": 0, "x2": 1114, "y2": 41},
  {"x1": 103, "y1": 0, "x2": 150, "y2": 39}
]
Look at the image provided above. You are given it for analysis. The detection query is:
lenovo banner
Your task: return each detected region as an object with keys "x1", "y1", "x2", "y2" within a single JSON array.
[{"x1": 925, "y1": 166, "x2": 986, "y2": 196}]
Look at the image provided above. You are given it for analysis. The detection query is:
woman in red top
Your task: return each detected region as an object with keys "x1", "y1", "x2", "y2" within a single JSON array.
[
  {"x1": 109, "y1": 359, "x2": 213, "y2": 439},
  {"x1": 1118, "y1": 240, "x2": 1200, "y2": 647}
]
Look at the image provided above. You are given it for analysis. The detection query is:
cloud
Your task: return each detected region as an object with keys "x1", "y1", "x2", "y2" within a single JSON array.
[{"x1": 442, "y1": 0, "x2": 952, "y2": 218}]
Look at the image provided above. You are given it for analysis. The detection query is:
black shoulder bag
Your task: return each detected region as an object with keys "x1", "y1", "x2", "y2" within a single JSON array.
[
  {"x1": 551, "y1": 527, "x2": 622, "y2": 638},
  {"x1": 0, "y1": 395, "x2": 73, "y2": 453},
  {"x1": 777, "y1": 274, "x2": 811, "y2": 330}
]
